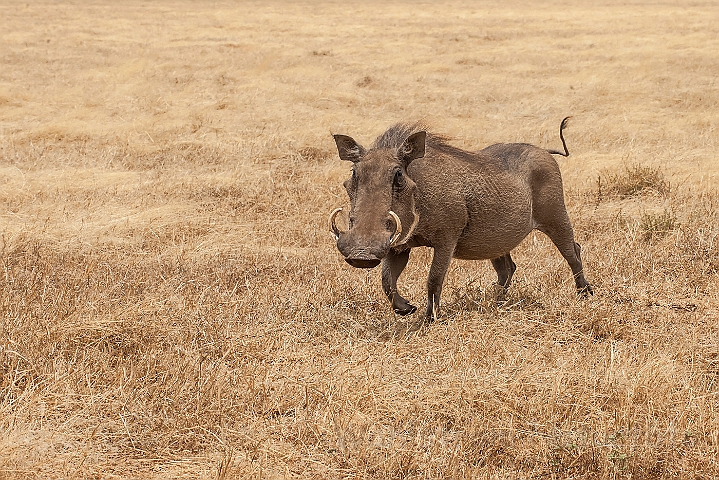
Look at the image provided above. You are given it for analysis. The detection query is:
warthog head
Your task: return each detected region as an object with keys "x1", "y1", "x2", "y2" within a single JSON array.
[{"x1": 329, "y1": 130, "x2": 425, "y2": 268}]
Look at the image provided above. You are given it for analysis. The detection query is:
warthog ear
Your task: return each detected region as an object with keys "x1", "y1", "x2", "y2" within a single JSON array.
[
  {"x1": 398, "y1": 131, "x2": 426, "y2": 165},
  {"x1": 333, "y1": 134, "x2": 365, "y2": 163}
]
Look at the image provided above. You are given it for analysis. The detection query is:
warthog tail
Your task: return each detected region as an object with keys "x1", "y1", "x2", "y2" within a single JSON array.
[{"x1": 546, "y1": 116, "x2": 571, "y2": 157}]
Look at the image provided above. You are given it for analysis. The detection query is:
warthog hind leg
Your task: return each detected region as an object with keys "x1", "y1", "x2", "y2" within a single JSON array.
[
  {"x1": 532, "y1": 182, "x2": 593, "y2": 296},
  {"x1": 426, "y1": 244, "x2": 455, "y2": 322},
  {"x1": 537, "y1": 224, "x2": 593, "y2": 296},
  {"x1": 490, "y1": 253, "x2": 517, "y2": 301},
  {"x1": 571, "y1": 242, "x2": 593, "y2": 296},
  {"x1": 382, "y1": 249, "x2": 416, "y2": 315}
]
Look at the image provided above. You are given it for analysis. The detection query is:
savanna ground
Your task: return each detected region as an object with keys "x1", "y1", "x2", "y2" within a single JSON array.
[{"x1": 1, "y1": 0, "x2": 718, "y2": 478}]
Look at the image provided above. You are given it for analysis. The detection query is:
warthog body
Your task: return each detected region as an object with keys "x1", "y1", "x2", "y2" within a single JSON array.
[{"x1": 329, "y1": 119, "x2": 592, "y2": 321}]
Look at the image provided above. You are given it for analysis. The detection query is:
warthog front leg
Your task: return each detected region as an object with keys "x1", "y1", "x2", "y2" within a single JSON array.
[
  {"x1": 490, "y1": 253, "x2": 517, "y2": 301},
  {"x1": 381, "y1": 249, "x2": 416, "y2": 315},
  {"x1": 426, "y1": 244, "x2": 455, "y2": 322}
]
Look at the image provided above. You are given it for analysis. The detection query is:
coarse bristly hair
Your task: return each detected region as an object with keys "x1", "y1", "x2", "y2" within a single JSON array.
[{"x1": 371, "y1": 122, "x2": 474, "y2": 159}]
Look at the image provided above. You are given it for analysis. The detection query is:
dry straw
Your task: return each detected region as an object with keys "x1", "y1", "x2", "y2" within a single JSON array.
[{"x1": 1, "y1": 0, "x2": 719, "y2": 478}]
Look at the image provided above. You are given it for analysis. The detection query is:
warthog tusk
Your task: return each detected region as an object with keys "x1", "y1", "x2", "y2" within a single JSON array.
[
  {"x1": 388, "y1": 211, "x2": 402, "y2": 246},
  {"x1": 390, "y1": 210, "x2": 419, "y2": 247},
  {"x1": 328, "y1": 207, "x2": 343, "y2": 241}
]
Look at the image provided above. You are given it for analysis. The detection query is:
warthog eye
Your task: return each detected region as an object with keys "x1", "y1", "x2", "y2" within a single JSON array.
[{"x1": 393, "y1": 169, "x2": 405, "y2": 191}]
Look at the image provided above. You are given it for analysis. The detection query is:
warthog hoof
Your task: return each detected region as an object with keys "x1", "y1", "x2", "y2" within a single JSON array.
[
  {"x1": 493, "y1": 283, "x2": 509, "y2": 304},
  {"x1": 394, "y1": 304, "x2": 417, "y2": 316},
  {"x1": 578, "y1": 284, "x2": 594, "y2": 297}
]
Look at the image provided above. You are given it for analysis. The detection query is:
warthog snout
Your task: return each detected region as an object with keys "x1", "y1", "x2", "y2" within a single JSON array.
[
  {"x1": 344, "y1": 256, "x2": 381, "y2": 269},
  {"x1": 329, "y1": 208, "x2": 402, "y2": 269}
]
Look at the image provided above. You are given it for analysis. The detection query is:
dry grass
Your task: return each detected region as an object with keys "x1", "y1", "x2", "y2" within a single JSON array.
[{"x1": 1, "y1": 0, "x2": 719, "y2": 478}]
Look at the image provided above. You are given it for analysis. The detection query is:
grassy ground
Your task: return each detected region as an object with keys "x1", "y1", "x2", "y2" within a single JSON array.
[{"x1": 1, "y1": 0, "x2": 718, "y2": 478}]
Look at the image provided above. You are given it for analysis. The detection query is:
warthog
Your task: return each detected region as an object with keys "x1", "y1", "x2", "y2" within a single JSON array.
[{"x1": 329, "y1": 118, "x2": 592, "y2": 321}]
